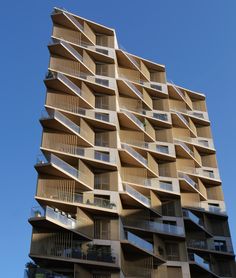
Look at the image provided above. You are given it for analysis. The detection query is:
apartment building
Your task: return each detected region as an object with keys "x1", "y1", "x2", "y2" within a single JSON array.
[{"x1": 27, "y1": 7, "x2": 236, "y2": 278}]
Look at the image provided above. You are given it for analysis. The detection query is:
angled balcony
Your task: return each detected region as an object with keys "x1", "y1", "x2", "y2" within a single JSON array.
[
  {"x1": 174, "y1": 136, "x2": 215, "y2": 154},
  {"x1": 36, "y1": 185, "x2": 117, "y2": 215},
  {"x1": 187, "y1": 238, "x2": 234, "y2": 256},
  {"x1": 181, "y1": 167, "x2": 221, "y2": 185},
  {"x1": 183, "y1": 209, "x2": 212, "y2": 237},
  {"x1": 121, "y1": 230, "x2": 165, "y2": 265},
  {"x1": 120, "y1": 184, "x2": 161, "y2": 216},
  {"x1": 51, "y1": 8, "x2": 96, "y2": 46},
  {"x1": 122, "y1": 171, "x2": 180, "y2": 196},
  {"x1": 35, "y1": 153, "x2": 92, "y2": 188},
  {"x1": 30, "y1": 232, "x2": 119, "y2": 269},
  {"x1": 174, "y1": 139, "x2": 201, "y2": 167},
  {"x1": 122, "y1": 218, "x2": 185, "y2": 238},
  {"x1": 41, "y1": 112, "x2": 94, "y2": 147},
  {"x1": 41, "y1": 142, "x2": 118, "y2": 171},
  {"x1": 188, "y1": 253, "x2": 220, "y2": 278},
  {"x1": 120, "y1": 139, "x2": 175, "y2": 162},
  {"x1": 29, "y1": 206, "x2": 92, "y2": 239}
]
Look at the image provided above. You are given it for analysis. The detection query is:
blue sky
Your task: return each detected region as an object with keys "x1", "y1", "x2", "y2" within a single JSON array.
[{"x1": 1, "y1": 1, "x2": 235, "y2": 276}]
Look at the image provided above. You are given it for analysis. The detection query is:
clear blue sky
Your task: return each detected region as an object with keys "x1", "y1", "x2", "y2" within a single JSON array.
[{"x1": 1, "y1": 1, "x2": 235, "y2": 276}]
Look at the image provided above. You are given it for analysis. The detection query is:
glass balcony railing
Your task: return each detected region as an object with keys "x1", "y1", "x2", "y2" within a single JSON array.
[
  {"x1": 188, "y1": 238, "x2": 233, "y2": 254},
  {"x1": 31, "y1": 206, "x2": 80, "y2": 231},
  {"x1": 188, "y1": 253, "x2": 210, "y2": 271},
  {"x1": 31, "y1": 239, "x2": 117, "y2": 265},
  {"x1": 121, "y1": 143, "x2": 147, "y2": 165},
  {"x1": 65, "y1": 12, "x2": 84, "y2": 31},
  {"x1": 127, "y1": 54, "x2": 140, "y2": 69},
  {"x1": 46, "y1": 71, "x2": 82, "y2": 97},
  {"x1": 45, "y1": 143, "x2": 115, "y2": 164},
  {"x1": 178, "y1": 172, "x2": 197, "y2": 188},
  {"x1": 170, "y1": 83, "x2": 185, "y2": 99},
  {"x1": 120, "y1": 109, "x2": 145, "y2": 130},
  {"x1": 183, "y1": 209, "x2": 204, "y2": 227},
  {"x1": 36, "y1": 153, "x2": 79, "y2": 180},
  {"x1": 49, "y1": 38, "x2": 83, "y2": 62},
  {"x1": 124, "y1": 231, "x2": 154, "y2": 253},
  {"x1": 123, "y1": 183, "x2": 151, "y2": 207},
  {"x1": 175, "y1": 140, "x2": 194, "y2": 156},
  {"x1": 176, "y1": 112, "x2": 189, "y2": 126},
  {"x1": 123, "y1": 218, "x2": 184, "y2": 236},
  {"x1": 41, "y1": 109, "x2": 81, "y2": 135},
  {"x1": 126, "y1": 81, "x2": 143, "y2": 99}
]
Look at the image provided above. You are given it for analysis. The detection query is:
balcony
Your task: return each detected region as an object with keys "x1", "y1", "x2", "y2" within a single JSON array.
[
  {"x1": 36, "y1": 188, "x2": 117, "y2": 214},
  {"x1": 122, "y1": 173, "x2": 180, "y2": 195},
  {"x1": 29, "y1": 206, "x2": 92, "y2": 239},
  {"x1": 181, "y1": 167, "x2": 221, "y2": 184},
  {"x1": 30, "y1": 235, "x2": 118, "y2": 268},
  {"x1": 178, "y1": 172, "x2": 197, "y2": 189},
  {"x1": 187, "y1": 239, "x2": 234, "y2": 255},
  {"x1": 120, "y1": 140, "x2": 175, "y2": 161},
  {"x1": 122, "y1": 183, "x2": 151, "y2": 207},
  {"x1": 35, "y1": 153, "x2": 81, "y2": 181},
  {"x1": 123, "y1": 231, "x2": 153, "y2": 253},
  {"x1": 41, "y1": 109, "x2": 81, "y2": 136},
  {"x1": 188, "y1": 253, "x2": 220, "y2": 278},
  {"x1": 24, "y1": 267, "x2": 71, "y2": 278},
  {"x1": 41, "y1": 143, "x2": 117, "y2": 170},
  {"x1": 123, "y1": 218, "x2": 185, "y2": 237},
  {"x1": 121, "y1": 143, "x2": 148, "y2": 166},
  {"x1": 174, "y1": 136, "x2": 215, "y2": 152}
]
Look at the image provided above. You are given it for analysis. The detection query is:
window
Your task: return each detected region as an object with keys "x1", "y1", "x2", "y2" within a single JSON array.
[
  {"x1": 95, "y1": 112, "x2": 109, "y2": 122},
  {"x1": 165, "y1": 242, "x2": 180, "y2": 261},
  {"x1": 214, "y1": 240, "x2": 227, "y2": 252}
]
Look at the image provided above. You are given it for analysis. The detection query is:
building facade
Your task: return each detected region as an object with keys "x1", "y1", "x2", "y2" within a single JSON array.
[{"x1": 28, "y1": 7, "x2": 235, "y2": 278}]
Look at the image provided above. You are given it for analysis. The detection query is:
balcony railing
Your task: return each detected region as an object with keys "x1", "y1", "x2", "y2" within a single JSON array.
[
  {"x1": 178, "y1": 172, "x2": 197, "y2": 188},
  {"x1": 31, "y1": 239, "x2": 117, "y2": 265},
  {"x1": 49, "y1": 38, "x2": 83, "y2": 62},
  {"x1": 43, "y1": 143, "x2": 115, "y2": 164},
  {"x1": 41, "y1": 109, "x2": 81, "y2": 135},
  {"x1": 182, "y1": 167, "x2": 220, "y2": 181},
  {"x1": 174, "y1": 140, "x2": 194, "y2": 156},
  {"x1": 65, "y1": 12, "x2": 84, "y2": 31},
  {"x1": 123, "y1": 218, "x2": 184, "y2": 236},
  {"x1": 45, "y1": 71, "x2": 82, "y2": 97},
  {"x1": 121, "y1": 143, "x2": 147, "y2": 166},
  {"x1": 31, "y1": 206, "x2": 86, "y2": 234},
  {"x1": 189, "y1": 253, "x2": 210, "y2": 271},
  {"x1": 125, "y1": 81, "x2": 143, "y2": 99},
  {"x1": 37, "y1": 187, "x2": 116, "y2": 210},
  {"x1": 123, "y1": 183, "x2": 151, "y2": 207},
  {"x1": 36, "y1": 153, "x2": 79, "y2": 180},
  {"x1": 183, "y1": 209, "x2": 204, "y2": 227},
  {"x1": 175, "y1": 111, "x2": 189, "y2": 127},
  {"x1": 120, "y1": 109, "x2": 145, "y2": 130},
  {"x1": 124, "y1": 231, "x2": 154, "y2": 253}
]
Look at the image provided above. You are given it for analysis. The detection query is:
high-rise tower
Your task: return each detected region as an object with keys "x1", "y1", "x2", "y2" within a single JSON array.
[{"x1": 27, "y1": 7, "x2": 235, "y2": 278}]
